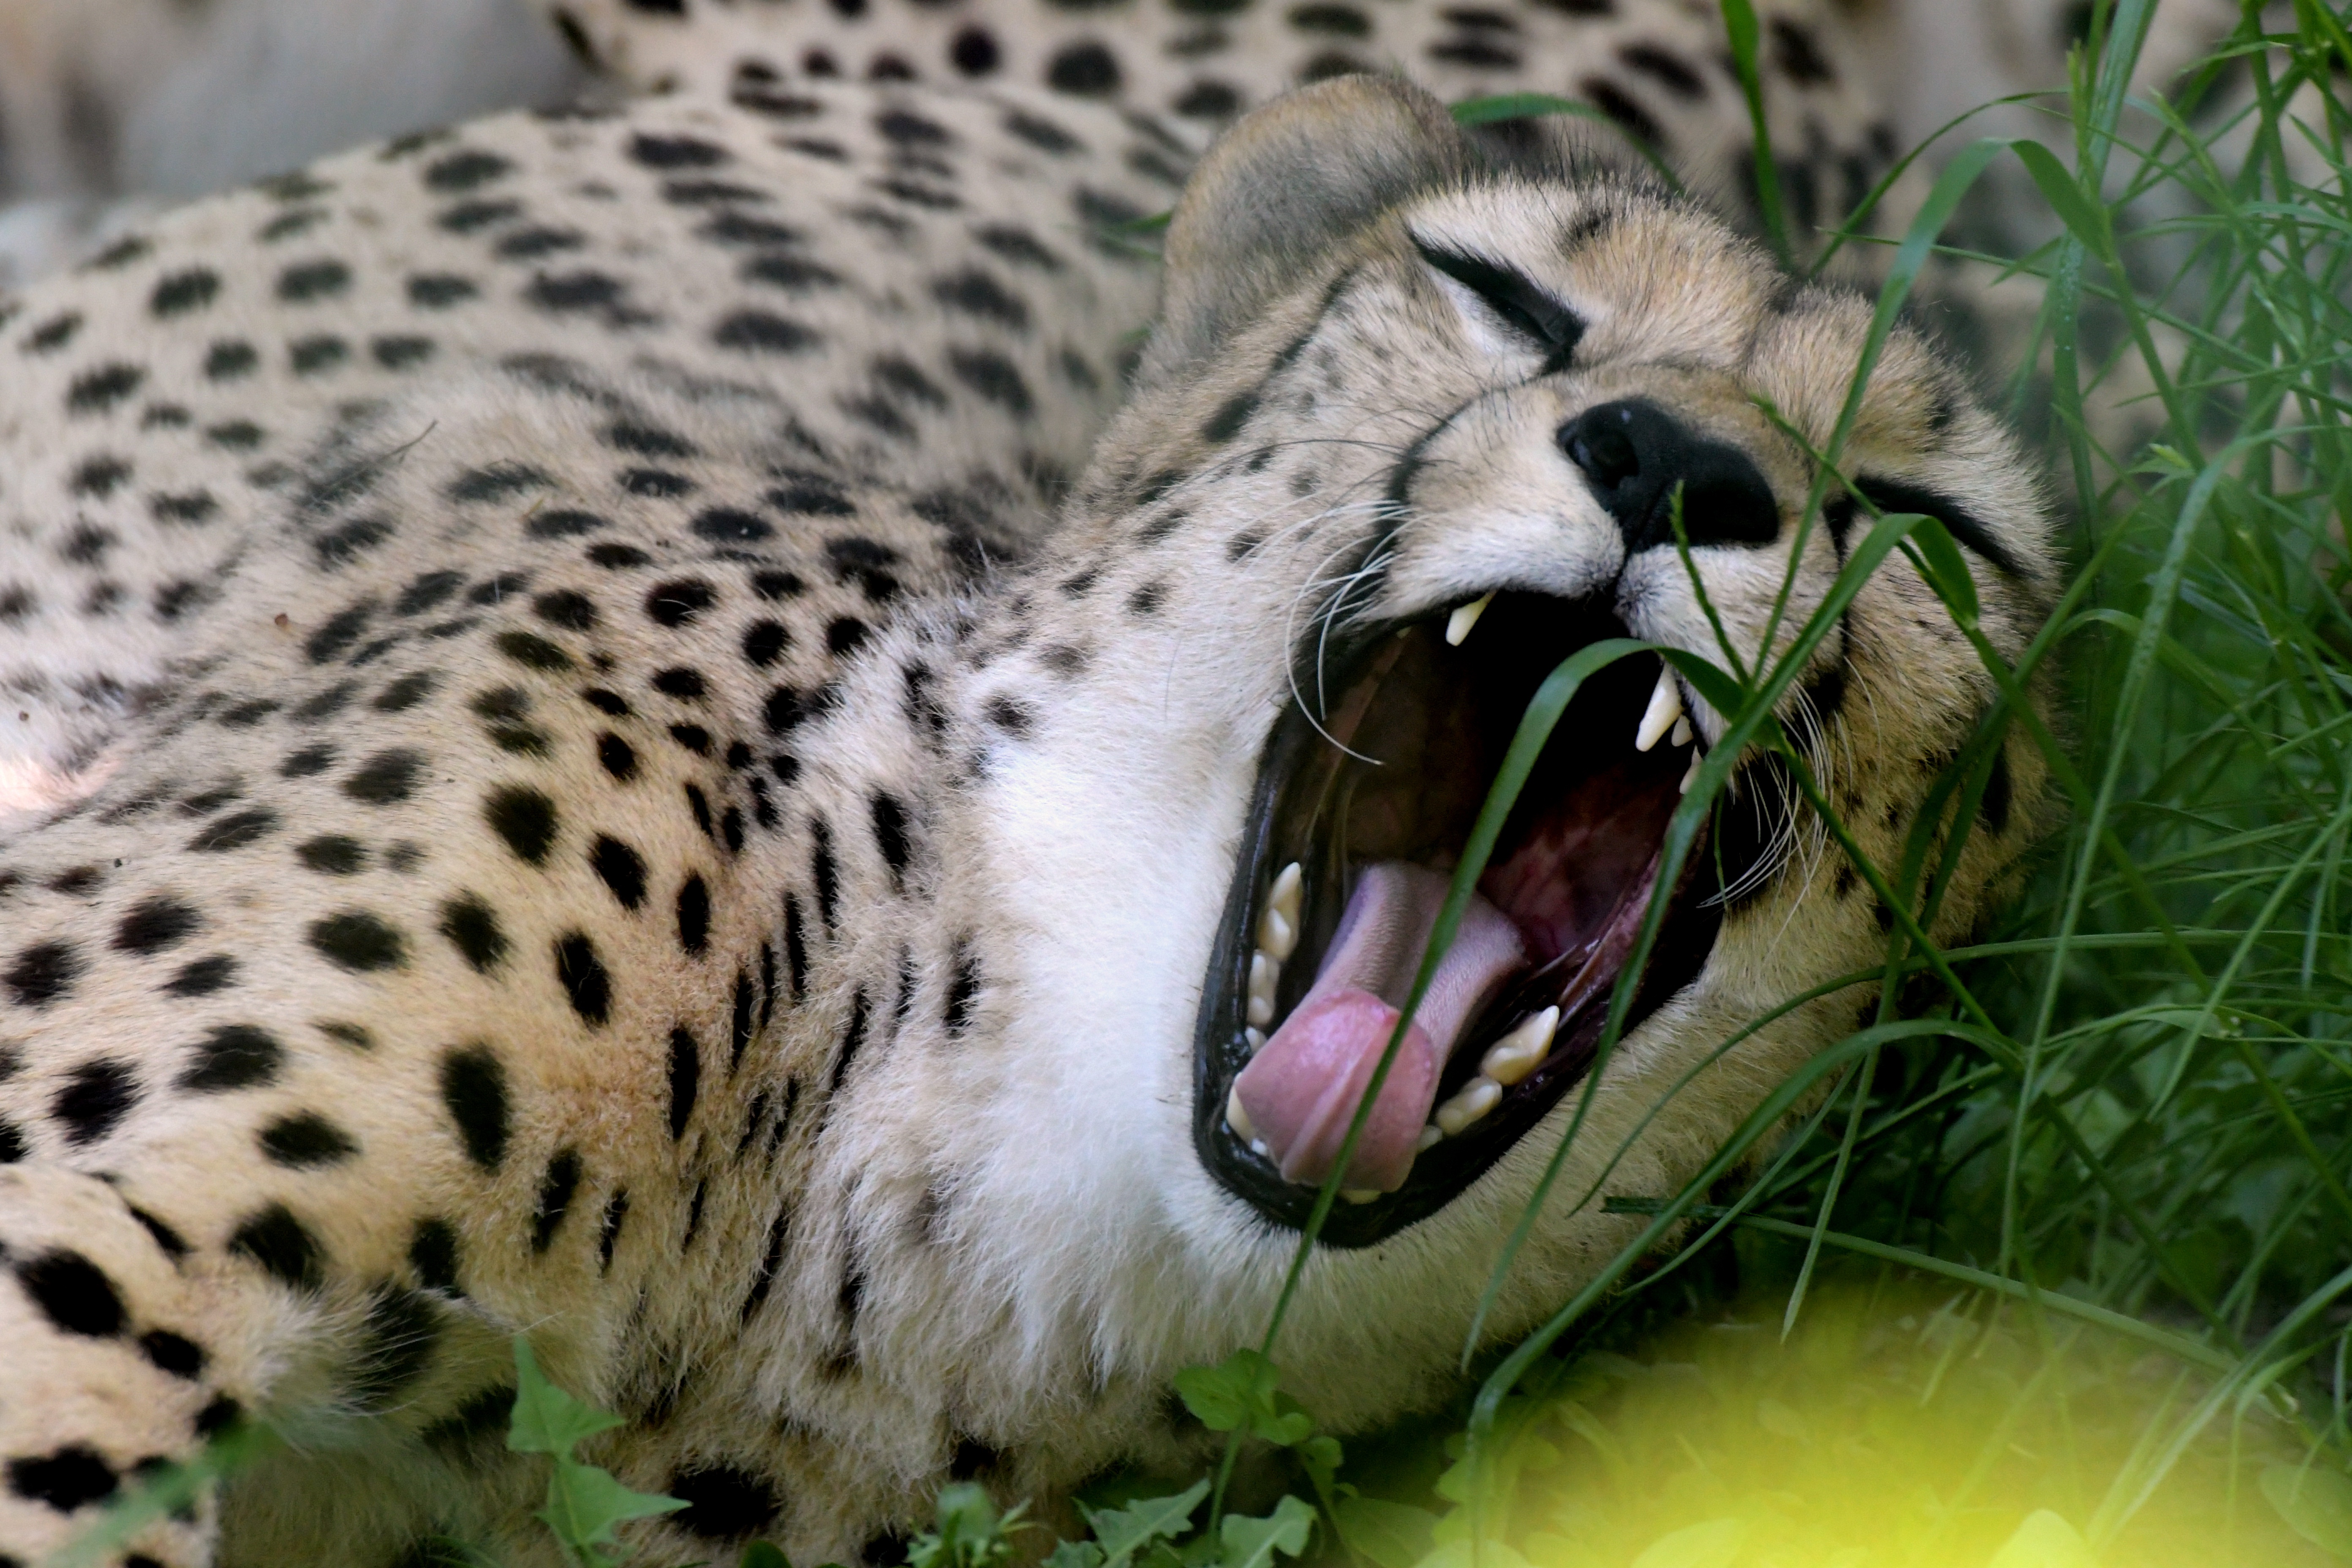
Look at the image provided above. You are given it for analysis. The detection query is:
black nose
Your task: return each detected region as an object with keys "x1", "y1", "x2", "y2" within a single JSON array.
[{"x1": 1557, "y1": 399, "x2": 1781, "y2": 554}]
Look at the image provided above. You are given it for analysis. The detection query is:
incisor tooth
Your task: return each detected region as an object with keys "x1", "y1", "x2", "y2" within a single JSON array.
[
  {"x1": 1226, "y1": 1086, "x2": 1258, "y2": 1143},
  {"x1": 1258, "y1": 904, "x2": 1297, "y2": 962},
  {"x1": 1433, "y1": 1076, "x2": 1502, "y2": 1137},
  {"x1": 1245, "y1": 1026, "x2": 1266, "y2": 1054},
  {"x1": 1671, "y1": 714, "x2": 1693, "y2": 748},
  {"x1": 1636, "y1": 666, "x2": 1684, "y2": 752},
  {"x1": 1680, "y1": 749, "x2": 1702, "y2": 795},
  {"x1": 1416, "y1": 1124, "x2": 1444, "y2": 1152},
  {"x1": 1445, "y1": 592, "x2": 1495, "y2": 647},
  {"x1": 1342, "y1": 1188, "x2": 1383, "y2": 1205},
  {"x1": 1246, "y1": 950, "x2": 1278, "y2": 1027},
  {"x1": 1480, "y1": 1006, "x2": 1560, "y2": 1087}
]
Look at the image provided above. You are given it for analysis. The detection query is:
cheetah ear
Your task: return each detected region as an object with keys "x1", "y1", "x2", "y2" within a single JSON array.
[{"x1": 1141, "y1": 75, "x2": 1471, "y2": 386}]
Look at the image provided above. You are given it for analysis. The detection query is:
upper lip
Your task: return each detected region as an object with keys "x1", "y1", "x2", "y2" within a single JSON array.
[{"x1": 1191, "y1": 589, "x2": 1751, "y2": 1247}]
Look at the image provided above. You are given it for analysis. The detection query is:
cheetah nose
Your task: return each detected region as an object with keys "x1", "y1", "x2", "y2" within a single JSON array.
[{"x1": 1557, "y1": 398, "x2": 1781, "y2": 555}]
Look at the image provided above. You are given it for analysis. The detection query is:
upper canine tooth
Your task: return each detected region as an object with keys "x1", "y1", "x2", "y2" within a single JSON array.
[
  {"x1": 1433, "y1": 1075, "x2": 1502, "y2": 1137},
  {"x1": 1636, "y1": 667, "x2": 1684, "y2": 752},
  {"x1": 1671, "y1": 714, "x2": 1693, "y2": 748},
  {"x1": 1445, "y1": 592, "x2": 1496, "y2": 647},
  {"x1": 1247, "y1": 950, "x2": 1279, "y2": 1027},
  {"x1": 1480, "y1": 1006, "x2": 1560, "y2": 1087}
]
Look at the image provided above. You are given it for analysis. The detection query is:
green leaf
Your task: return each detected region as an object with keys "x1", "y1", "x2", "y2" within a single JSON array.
[
  {"x1": 1173, "y1": 1350, "x2": 1312, "y2": 1445},
  {"x1": 539, "y1": 1458, "x2": 689, "y2": 1568},
  {"x1": 1329, "y1": 1496, "x2": 1436, "y2": 1568},
  {"x1": 1903, "y1": 515, "x2": 1981, "y2": 623},
  {"x1": 1214, "y1": 1495, "x2": 1315, "y2": 1568},
  {"x1": 2263, "y1": 1466, "x2": 2352, "y2": 1558},
  {"x1": 507, "y1": 1337, "x2": 626, "y2": 1457},
  {"x1": 1717, "y1": 0, "x2": 1788, "y2": 266},
  {"x1": 1045, "y1": 1544, "x2": 1108, "y2": 1568},
  {"x1": 2008, "y1": 141, "x2": 2112, "y2": 252},
  {"x1": 1083, "y1": 1480, "x2": 1209, "y2": 1568},
  {"x1": 741, "y1": 1545, "x2": 792, "y2": 1568}
]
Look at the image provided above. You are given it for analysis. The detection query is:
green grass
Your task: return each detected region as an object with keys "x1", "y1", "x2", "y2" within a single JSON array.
[{"x1": 62, "y1": 3, "x2": 2352, "y2": 1565}]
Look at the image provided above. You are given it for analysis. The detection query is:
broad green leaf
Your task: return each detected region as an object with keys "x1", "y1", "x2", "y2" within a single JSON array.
[
  {"x1": 740, "y1": 1544, "x2": 792, "y2": 1568},
  {"x1": 1085, "y1": 1480, "x2": 1209, "y2": 1568},
  {"x1": 508, "y1": 1337, "x2": 626, "y2": 1456},
  {"x1": 1330, "y1": 1496, "x2": 1437, "y2": 1568},
  {"x1": 2263, "y1": 1465, "x2": 2352, "y2": 1558},
  {"x1": 1174, "y1": 1350, "x2": 1274, "y2": 1433},
  {"x1": 1216, "y1": 1495, "x2": 1315, "y2": 1568},
  {"x1": 539, "y1": 1458, "x2": 688, "y2": 1568},
  {"x1": 1985, "y1": 1510, "x2": 2095, "y2": 1568},
  {"x1": 1045, "y1": 1544, "x2": 1108, "y2": 1568},
  {"x1": 1628, "y1": 1518, "x2": 1743, "y2": 1568}
]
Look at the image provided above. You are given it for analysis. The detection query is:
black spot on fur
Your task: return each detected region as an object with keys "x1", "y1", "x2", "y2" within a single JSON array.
[
  {"x1": 231, "y1": 1203, "x2": 324, "y2": 1290},
  {"x1": 485, "y1": 786, "x2": 559, "y2": 863},
  {"x1": 308, "y1": 911, "x2": 406, "y2": 971},
  {"x1": 166, "y1": 956, "x2": 237, "y2": 996},
  {"x1": 810, "y1": 818, "x2": 838, "y2": 931},
  {"x1": 677, "y1": 874, "x2": 712, "y2": 956},
  {"x1": 179, "y1": 1024, "x2": 281, "y2": 1092},
  {"x1": 114, "y1": 897, "x2": 200, "y2": 955},
  {"x1": 555, "y1": 934, "x2": 611, "y2": 1025},
  {"x1": 351, "y1": 1288, "x2": 439, "y2": 1409},
  {"x1": 142, "y1": 1331, "x2": 205, "y2": 1378},
  {"x1": 647, "y1": 579, "x2": 717, "y2": 627},
  {"x1": 590, "y1": 838, "x2": 648, "y2": 910},
  {"x1": 17, "y1": 1251, "x2": 124, "y2": 1337},
  {"x1": 260, "y1": 1111, "x2": 359, "y2": 1167},
  {"x1": 344, "y1": 748, "x2": 426, "y2": 805},
  {"x1": 297, "y1": 836, "x2": 368, "y2": 875},
  {"x1": 532, "y1": 1150, "x2": 583, "y2": 1251},
  {"x1": 598, "y1": 734, "x2": 639, "y2": 781},
  {"x1": 188, "y1": 808, "x2": 280, "y2": 852},
  {"x1": 410, "y1": 1218, "x2": 462, "y2": 1292},
  {"x1": 53, "y1": 1059, "x2": 138, "y2": 1143},
  {"x1": 440, "y1": 1047, "x2": 509, "y2": 1170},
  {"x1": 8, "y1": 1447, "x2": 118, "y2": 1511},
  {"x1": 439, "y1": 895, "x2": 510, "y2": 972},
  {"x1": 662, "y1": 1027, "x2": 704, "y2": 1140}
]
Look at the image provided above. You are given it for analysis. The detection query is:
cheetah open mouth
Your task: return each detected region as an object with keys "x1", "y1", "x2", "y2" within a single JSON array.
[{"x1": 1194, "y1": 591, "x2": 1778, "y2": 1247}]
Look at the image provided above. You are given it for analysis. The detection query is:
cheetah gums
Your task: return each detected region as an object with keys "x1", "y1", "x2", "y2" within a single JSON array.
[{"x1": 0, "y1": 6, "x2": 2059, "y2": 1567}]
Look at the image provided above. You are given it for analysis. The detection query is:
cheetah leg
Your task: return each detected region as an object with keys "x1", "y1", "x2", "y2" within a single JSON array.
[{"x1": 0, "y1": 1161, "x2": 525, "y2": 1567}]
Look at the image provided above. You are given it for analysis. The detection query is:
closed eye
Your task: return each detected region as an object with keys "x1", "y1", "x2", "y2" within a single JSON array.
[{"x1": 1413, "y1": 239, "x2": 1584, "y2": 372}]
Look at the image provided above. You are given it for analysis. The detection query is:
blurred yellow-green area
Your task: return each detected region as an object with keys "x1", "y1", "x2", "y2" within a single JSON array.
[{"x1": 1402, "y1": 1284, "x2": 2352, "y2": 1568}]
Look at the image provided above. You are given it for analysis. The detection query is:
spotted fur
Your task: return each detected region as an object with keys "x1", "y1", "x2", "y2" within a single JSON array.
[{"x1": 0, "y1": 15, "x2": 2061, "y2": 1568}]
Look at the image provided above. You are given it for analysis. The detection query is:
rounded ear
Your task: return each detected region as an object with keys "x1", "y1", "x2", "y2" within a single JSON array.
[{"x1": 1140, "y1": 75, "x2": 1472, "y2": 387}]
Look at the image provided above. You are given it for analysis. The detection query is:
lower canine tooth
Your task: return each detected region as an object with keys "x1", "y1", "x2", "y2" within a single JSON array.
[
  {"x1": 1416, "y1": 1124, "x2": 1443, "y2": 1152},
  {"x1": 1226, "y1": 1086, "x2": 1258, "y2": 1143},
  {"x1": 1636, "y1": 667, "x2": 1685, "y2": 752},
  {"x1": 1341, "y1": 1188, "x2": 1382, "y2": 1205},
  {"x1": 1480, "y1": 1006, "x2": 1560, "y2": 1087},
  {"x1": 1671, "y1": 714, "x2": 1693, "y2": 748},
  {"x1": 1433, "y1": 1076, "x2": 1502, "y2": 1137},
  {"x1": 1444, "y1": 592, "x2": 1495, "y2": 647},
  {"x1": 1680, "y1": 750, "x2": 1702, "y2": 795},
  {"x1": 1246, "y1": 951, "x2": 1278, "y2": 1027}
]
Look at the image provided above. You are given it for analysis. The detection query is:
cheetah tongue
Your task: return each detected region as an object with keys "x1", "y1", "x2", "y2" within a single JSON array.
[{"x1": 1233, "y1": 863, "x2": 1525, "y2": 1191}]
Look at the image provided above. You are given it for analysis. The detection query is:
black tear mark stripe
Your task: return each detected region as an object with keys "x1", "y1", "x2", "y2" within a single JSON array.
[{"x1": 1827, "y1": 476, "x2": 2025, "y2": 578}]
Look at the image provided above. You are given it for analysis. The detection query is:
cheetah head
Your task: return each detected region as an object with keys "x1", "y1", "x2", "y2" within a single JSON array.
[{"x1": 947, "y1": 77, "x2": 2053, "y2": 1413}]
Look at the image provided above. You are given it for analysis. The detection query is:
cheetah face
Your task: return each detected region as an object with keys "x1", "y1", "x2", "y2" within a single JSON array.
[{"x1": 1043, "y1": 78, "x2": 2050, "y2": 1265}]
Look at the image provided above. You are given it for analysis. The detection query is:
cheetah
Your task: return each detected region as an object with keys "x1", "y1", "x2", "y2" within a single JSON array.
[{"x1": 0, "y1": 22, "x2": 2057, "y2": 1568}]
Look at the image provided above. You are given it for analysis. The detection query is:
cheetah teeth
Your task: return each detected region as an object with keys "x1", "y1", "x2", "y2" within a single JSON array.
[
  {"x1": 1225, "y1": 1086, "x2": 1270, "y2": 1158},
  {"x1": 1479, "y1": 1005, "x2": 1558, "y2": 1087},
  {"x1": 1445, "y1": 592, "x2": 1495, "y2": 647},
  {"x1": 1680, "y1": 749, "x2": 1702, "y2": 795},
  {"x1": 1244, "y1": 862, "x2": 1304, "y2": 1030},
  {"x1": 1432, "y1": 1075, "x2": 1502, "y2": 1138},
  {"x1": 1636, "y1": 667, "x2": 1685, "y2": 752}
]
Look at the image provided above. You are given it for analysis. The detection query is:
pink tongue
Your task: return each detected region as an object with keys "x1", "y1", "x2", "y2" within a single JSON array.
[{"x1": 1233, "y1": 863, "x2": 1525, "y2": 1191}]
